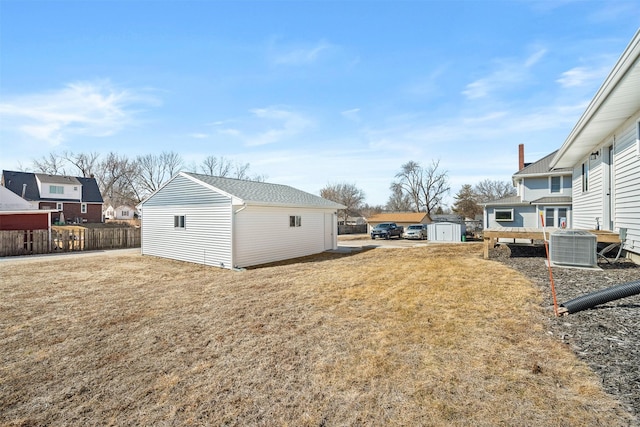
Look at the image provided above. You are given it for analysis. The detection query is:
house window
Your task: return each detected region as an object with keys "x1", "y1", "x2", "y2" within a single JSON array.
[
  {"x1": 495, "y1": 209, "x2": 514, "y2": 222},
  {"x1": 550, "y1": 176, "x2": 561, "y2": 193},
  {"x1": 81, "y1": 203, "x2": 87, "y2": 214},
  {"x1": 545, "y1": 208, "x2": 555, "y2": 228},
  {"x1": 582, "y1": 161, "x2": 589, "y2": 192},
  {"x1": 56, "y1": 202, "x2": 63, "y2": 210},
  {"x1": 50, "y1": 185, "x2": 64, "y2": 194},
  {"x1": 289, "y1": 215, "x2": 302, "y2": 227},
  {"x1": 174, "y1": 215, "x2": 186, "y2": 229},
  {"x1": 121, "y1": 210, "x2": 129, "y2": 217}
]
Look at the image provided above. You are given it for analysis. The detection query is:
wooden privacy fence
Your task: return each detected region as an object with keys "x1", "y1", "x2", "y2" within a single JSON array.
[{"x1": 0, "y1": 228, "x2": 141, "y2": 257}]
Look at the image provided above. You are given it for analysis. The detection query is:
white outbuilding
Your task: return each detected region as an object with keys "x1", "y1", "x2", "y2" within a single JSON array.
[
  {"x1": 139, "y1": 172, "x2": 345, "y2": 269},
  {"x1": 427, "y1": 221, "x2": 466, "y2": 242}
]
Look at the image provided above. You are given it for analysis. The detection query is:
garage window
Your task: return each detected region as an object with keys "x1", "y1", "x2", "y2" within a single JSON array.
[
  {"x1": 495, "y1": 209, "x2": 514, "y2": 222},
  {"x1": 174, "y1": 215, "x2": 186, "y2": 229},
  {"x1": 289, "y1": 215, "x2": 301, "y2": 227}
]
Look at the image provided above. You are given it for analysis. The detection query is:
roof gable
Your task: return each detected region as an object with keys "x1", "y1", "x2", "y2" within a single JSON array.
[
  {"x1": 513, "y1": 150, "x2": 572, "y2": 178},
  {"x1": 181, "y1": 172, "x2": 345, "y2": 209},
  {"x1": 2, "y1": 170, "x2": 103, "y2": 203}
]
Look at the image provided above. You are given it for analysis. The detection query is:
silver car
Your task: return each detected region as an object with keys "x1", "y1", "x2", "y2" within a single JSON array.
[{"x1": 403, "y1": 224, "x2": 427, "y2": 240}]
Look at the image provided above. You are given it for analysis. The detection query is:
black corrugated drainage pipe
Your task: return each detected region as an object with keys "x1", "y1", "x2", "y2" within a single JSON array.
[{"x1": 559, "y1": 280, "x2": 640, "y2": 315}]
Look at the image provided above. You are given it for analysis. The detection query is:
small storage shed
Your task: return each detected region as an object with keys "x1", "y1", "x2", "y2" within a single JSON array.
[
  {"x1": 428, "y1": 221, "x2": 466, "y2": 242},
  {"x1": 139, "y1": 172, "x2": 345, "y2": 269}
]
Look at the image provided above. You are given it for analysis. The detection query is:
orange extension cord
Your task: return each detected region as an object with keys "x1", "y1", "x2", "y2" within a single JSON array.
[{"x1": 540, "y1": 213, "x2": 559, "y2": 316}]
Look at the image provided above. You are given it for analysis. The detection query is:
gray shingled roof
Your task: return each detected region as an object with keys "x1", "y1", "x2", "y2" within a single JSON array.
[
  {"x1": 183, "y1": 172, "x2": 345, "y2": 209},
  {"x1": 530, "y1": 196, "x2": 572, "y2": 205},
  {"x1": 2, "y1": 170, "x2": 103, "y2": 203},
  {"x1": 483, "y1": 195, "x2": 528, "y2": 206},
  {"x1": 513, "y1": 150, "x2": 572, "y2": 177}
]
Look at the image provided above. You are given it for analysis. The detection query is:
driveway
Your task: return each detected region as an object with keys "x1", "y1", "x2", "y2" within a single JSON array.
[{"x1": 338, "y1": 235, "x2": 433, "y2": 249}]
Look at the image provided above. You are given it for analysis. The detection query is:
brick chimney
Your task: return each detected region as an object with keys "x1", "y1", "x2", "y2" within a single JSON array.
[{"x1": 518, "y1": 144, "x2": 525, "y2": 170}]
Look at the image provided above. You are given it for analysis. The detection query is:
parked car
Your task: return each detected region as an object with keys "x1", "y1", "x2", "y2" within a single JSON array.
[
  {"x1": 403, "y1": 224, "x2": 428, "y2": 240},
  {"x1": 370, "y1": 222, "x2": 404, "y2": 240}
]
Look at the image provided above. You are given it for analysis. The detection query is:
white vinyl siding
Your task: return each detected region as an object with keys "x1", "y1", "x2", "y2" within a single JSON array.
[
  {"x1": 142, "y1": 204, "x2": 232, "y2": 268},
  {"x1": 572, "y1": 155, "x2": 604, "y2": 230},
  {"x1": 234, "y1": 206, "x2": 328, "y2": 268},
  {"x1": 613, "y1": 120, "x2": 640, "y2": 253},
  {"x1": 141, "y1": 175, "x2": 234, "y2": 268},
  {"x1": 570, "y1": 117, "x2": 640, "y2": 254}
]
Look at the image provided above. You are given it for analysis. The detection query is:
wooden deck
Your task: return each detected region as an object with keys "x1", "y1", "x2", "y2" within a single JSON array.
[{"x1": 483, "y1": 227, "x2": 620, "y2": 259}]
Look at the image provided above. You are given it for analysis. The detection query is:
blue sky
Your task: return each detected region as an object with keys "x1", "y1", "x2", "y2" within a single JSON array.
[{"x1": 1, "y1": 1, "x2": 639, "y2": 206}]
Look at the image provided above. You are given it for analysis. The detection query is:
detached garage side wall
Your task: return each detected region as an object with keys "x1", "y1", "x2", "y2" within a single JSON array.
[
  {"x1": 234, "y1": 205, "x2": 329, "y2": 267},
  {"x1": 141, "y1": 175, "x2": 233, "y2": 268}
]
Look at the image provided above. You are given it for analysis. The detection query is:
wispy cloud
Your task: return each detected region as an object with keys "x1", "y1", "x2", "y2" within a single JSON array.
[
  {"x1": 188, "y1": 133, "x2": 209, "y2": 139},
  {"x1": 0, "y1": 80, "x2": 158, "y2": 145},
  {"x1": 556, "y1": 65, "x2": 610, "y2": 88},
  {"x1": 268, "y1": 39, "x2": 333, "y2": 66},
  {"x1": 217, "y1": 106, "x2": 313, "y2": 146},
  {"x1": 463, "y1": 47, "x2": 547, "y2": 100},
  {"x1": 341, "y1": 108, "x2": 361, "y2": 121}
]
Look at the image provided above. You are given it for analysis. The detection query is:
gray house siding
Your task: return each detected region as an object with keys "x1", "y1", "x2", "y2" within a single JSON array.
[
  {"x1": 613, "y1": 117, "x2": 640, "y2": 254},
  {"x1": 485, "y1": 205, "x2": 536, "y2": 228}
]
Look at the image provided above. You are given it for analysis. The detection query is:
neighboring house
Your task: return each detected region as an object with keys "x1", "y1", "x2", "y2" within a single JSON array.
[
  {"x1": 103, "y1": 205, "x2": 115, "y2": 220},
  {"x1": 138, "y1": 172, "x2": 345, "y2": 269},
  {"x1": 366, "y1": 212, "x2": 432, "y2": 232},
  {"x1": 484, "y1": 146, "x2": 573, "y2": 229},
  {"x1": 549, "y1": 29, "x2": 640, "y2": 261},
  {"x1": 0, "y1": 185, "x2": 56, "y2": 231},
  {"x1": 105, "y1": 205, "x2": 137, "y2": 220},
  {"x1": 1, "y1": 170, "x2": 104, "y2": 223}
]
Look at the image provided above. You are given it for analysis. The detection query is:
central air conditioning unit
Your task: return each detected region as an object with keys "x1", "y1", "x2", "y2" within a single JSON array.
[{"x1": 549, "y1": 230, "x2": 597, "y2": 267}]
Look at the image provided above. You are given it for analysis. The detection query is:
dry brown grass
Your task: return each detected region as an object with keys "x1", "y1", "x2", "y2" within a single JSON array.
[{"x1": 0, "y1": 243, "x2": 634, "y2": 426}]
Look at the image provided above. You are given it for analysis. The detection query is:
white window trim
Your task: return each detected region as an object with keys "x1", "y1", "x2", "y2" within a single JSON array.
[
  {"x1": 495, "y1": 209, "x2": 514, "y2": 222},
  {"x1": 289, "y1": 215, "x2": 302, "y2": 227},
  {"x1": 81, "y1": 203, "x2": 87, "y2": 214},
  {"x1": 56, "y1": 202, "x2": 63, "y2": 210},
  {"x1": 549, "y1": 175, "x2": 562, "y2": 194}
]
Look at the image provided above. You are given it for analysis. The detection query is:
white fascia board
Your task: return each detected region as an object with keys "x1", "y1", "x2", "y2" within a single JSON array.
[{"x1": 551, "y1": 30, "x2": 640, "y2": 169}]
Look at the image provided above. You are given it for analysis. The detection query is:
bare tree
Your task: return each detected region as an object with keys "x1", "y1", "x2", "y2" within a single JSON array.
[
  {"x1": 96, "y1": 152, "x2": 141, "y2": 206},
  {"x1": 394, "y1": 161, "x2": 422, "y2": 212},
  {"x1": 392, "y1": 159, "x2": 450, "y2": 214},
  {"x1": 200, "y1": 156, "x2": 266, "y2": 181},
  {"x1": 320, "y1": 182, "x2": 366, "y2": 225},
  {"x1": 474, "y1": 179, "x2": 516, "y2": 203},
  {"x1": 420, "y1": 159, "x2": 450, "y2": 215},
  {"x1": 32, "y1": 153, "x2": 67, "y2": 175},
  {"x1": 135, "y1": 151, "x2": 184, "y2": 196},
  {"x1": 386, "y1": 182, "x2": 413, "y2": 212},
  {"x1": 63, "y1": 151, "x2": 100, "y2": 177},
  {"x1": 201, "y1": 155, "x2": 232, "y2": 177}
]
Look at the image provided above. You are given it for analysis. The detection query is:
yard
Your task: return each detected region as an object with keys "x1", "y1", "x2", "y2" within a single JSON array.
[{"x1": 0, "y1": 244, "x2": 636, "y2": 426}]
